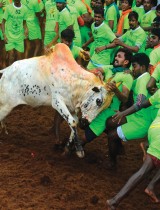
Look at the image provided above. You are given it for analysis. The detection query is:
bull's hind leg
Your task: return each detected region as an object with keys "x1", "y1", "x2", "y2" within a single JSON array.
[{"x1": 51, "y1": 110, "x2": 64, "y2": 144}]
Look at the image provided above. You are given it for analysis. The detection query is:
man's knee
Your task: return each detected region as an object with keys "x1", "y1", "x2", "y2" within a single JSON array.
[{"x1": 85, "y1": 126, "x2": 97, "y2": 142}]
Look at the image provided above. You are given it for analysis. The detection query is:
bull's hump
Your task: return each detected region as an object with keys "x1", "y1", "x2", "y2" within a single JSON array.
[{"x1": 38, "y1": 43, "x2": 102, "y2": 85}]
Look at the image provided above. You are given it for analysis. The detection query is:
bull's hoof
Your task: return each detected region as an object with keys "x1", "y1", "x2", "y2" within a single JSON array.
[
  {"x1": 75, "y1": 140, "x2": 85, "y2": 158},
  {"x1": 64, "y1": 141, "x2": 75, "y2": 155},
  {"x1": 76, "y1": 150, "x2": 85, "y2": 158}
]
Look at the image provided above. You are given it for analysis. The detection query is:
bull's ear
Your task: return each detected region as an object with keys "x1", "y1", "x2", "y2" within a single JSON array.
[{"x1": 92, "y1": 87, "x2": 100, "y2": 92}]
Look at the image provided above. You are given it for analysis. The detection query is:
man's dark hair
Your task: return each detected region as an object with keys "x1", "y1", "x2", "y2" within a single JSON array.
[
  {"x1": 152, "y1": 16, "x2": 160, "y2": 28},
  {"x1": 151, "y1": 28, "x2": 160, "y2": 39},
  {"x1": 128, "y1": 11, "x2": 139, "y2": 21},
  {"x1": 132, "y1": 53, "x2": 150, "y2": 70},
  {"x1": 122, "y1": 0, "x2": 133, "y2": 6},
  {"x1": 101, "y1": 0, "x2": 105, "y2": 4},
  {"x1": 94, "y1": 7, "x2": 104, "y2": 17},
  {"x1": 152, "y1": 0, "x2": 157, "y2": 7},
  {"x1": 115, "y1": 48, "x2": 133, "y2": 68},
  {"x1": 156, "y1": 4, "x2": 160, "y2": 11},
  {"x1": 61, "y1": 28, "x2": 75, "y2": 41}
]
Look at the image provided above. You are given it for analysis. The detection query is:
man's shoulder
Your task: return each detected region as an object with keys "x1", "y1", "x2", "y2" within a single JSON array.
[
  {"x1": 136, "y1": 72, "x2": 150, "y2": 82},
  {"x1": 150, "y1": 46, "x2": 160, "y2": 56},
  {"x1": 134, "y1": 27, "x2": 146, "y2": 37},
  {"x1": 113, "y1": 72, "x2": 133, "y2": 80}
]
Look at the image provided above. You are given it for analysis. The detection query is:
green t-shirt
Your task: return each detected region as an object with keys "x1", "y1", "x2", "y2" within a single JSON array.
[
  {"x1": 111, "y1": 72, "x2": 133, "y2": 110},
  {"x1": 21, "y1": 0, "x2": 44, "y2": 20},
  {"x1": 120, "y1": 26, "x2": 147, "y2": 53},
  {"x1": 44, "y1": 0, "x2": 58, "y2": 31},
  {"x1": 84, "y1": 0, "x2": 91, "y2": 6},
  {"x1": 148, "y1": 89, "x2": 160, "y2": 159},
  {"x1": 67, "y1": 5, "x2": 81, "y2": 46},
  {"x1": 145, "y1": 47, "x2": 152, "y2": 57},
  {"x1": 89, "y1": 21, "x2": 116, "y2": 67},
  {"x1": 68, "y1": 0, "x2": 87, "y2": 16},
  {"x1": 0, "y1": 0, "x2": 5, "y2": 23},
  {"x1": 149, "y1": 88, "x2": 160, "y2": 108},
  {"x1": 149, "y1": 46, "x2": 160, "y2": 66},
  {"x1": 0, "y1": 0, "x2": 12, "y2": 23},
  {"x1": 140, "y1": 10, "x2": 156, "y2": 29},
  {"x1": 152, "y1": 64, "x2": 160, "y2": 82},
  {"x1": 3, "y1": 3, "x2": 28, "y2": 41},
  {"x1": 103, "y1": 65, "x2": 114, "y2": 81},
  {"x1": 119, "y1": 10, "x2": 130, "y2": 32},
  {"x1": 70, "y1": 44, "x2": 82, "y2": 59},
  {"x1": 151, "y1": 63, "x2": 160, "y2": 89},
  {"x1": 56, "y1": 7, "x2": 73, "y2": 35},
  {"x1": 104, "y1": 3, "x2": 119, "y2": 33},
  {"x1": 132, "y1": 72, "x2": 150, "y2": 101},
  {"x1": 147, "y1": 112, "x2": 160, "y2": 160},
  {"x1": 132, "y1": 5, "x2": 145, "y2": 21},
  {"x1": 131, "y1": 72, "x2": 151, "y2": 120}
]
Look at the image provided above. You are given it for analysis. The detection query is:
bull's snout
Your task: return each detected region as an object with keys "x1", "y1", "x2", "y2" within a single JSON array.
[{"x1": 79, "y1": 118, "x2": 89, "y2": 130}]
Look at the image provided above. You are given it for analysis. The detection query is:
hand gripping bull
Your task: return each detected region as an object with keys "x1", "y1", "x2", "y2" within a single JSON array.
[{"x1": 0, "y1": 43, "x2": 113, "y2": 158}]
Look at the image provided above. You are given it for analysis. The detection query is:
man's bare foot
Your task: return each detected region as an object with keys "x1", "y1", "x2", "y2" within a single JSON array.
[
  {"x1": 106, "y1": 200, "x2": 116, "y2": 210},
  {"x1": 144, "y1": 188, "x2": 160, "y2": 203}
]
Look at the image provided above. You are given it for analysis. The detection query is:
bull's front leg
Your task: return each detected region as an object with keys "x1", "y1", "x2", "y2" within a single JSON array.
[
  {"x1": 52, "y1": 97, "x2": 84, "y2": 158},
  {"x1": 65, "y1": 128, "x2": 85, "y2": 158}
]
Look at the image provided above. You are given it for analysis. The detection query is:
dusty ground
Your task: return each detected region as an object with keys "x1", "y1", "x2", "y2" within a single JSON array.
[{"x1": 0, "y1": 106, "x2": 159, "y2": 210}]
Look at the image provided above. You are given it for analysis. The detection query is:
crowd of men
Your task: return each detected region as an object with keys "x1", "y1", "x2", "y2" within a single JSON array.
[{"x1": 0, "y1": 0, "x2": 160, "y2": 209}]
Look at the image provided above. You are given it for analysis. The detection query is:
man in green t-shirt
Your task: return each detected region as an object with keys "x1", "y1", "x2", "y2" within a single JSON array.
[
  {"x1": 104, "y1": 0, "x2": 120, "y2": 33},
  {"x1": 60, "y1": 28, "x2": 90, "y2": 65},
  {"x1": 114, "y1": 11, "x2": 147, "y2": 53},
  {"x1": 68, "y1": 0, "x2": 92, "y2": 47},
  {"x1": 145, "y1": 27, "x2": 160, "y2": 62},
  {"x1": 106, "y1": 53, "x2": 159, "y2": 168},
  {"x1": 149, "y1": 28, "x2": 160, "y2": 66},
  {"x1": 107, "y1": 89, "x2": 160, "y2": 210},
  {"x1": 132, "y1": 0, "x2": 145, "y2": 21},
  {"x1": 140, "y1": 0, "x2": 156, "y2": 34},
  {"x1": 2, "y1": 0, "x2": 28, "y2": 65},
  {"x1": 78, "y1": 48, "x2": 133, "y2": 150},
  {"x1": 83, "y1": 7, "x2": 116, "y2": 69},
  {"x1": 55, "y1": 0, "x2": 73, "y2": 41},
  {"x1": 116, "y1": 0, "x2": 132, "y2": 37},
  {"x1": 0, "y1": 0, "x2": 10, "y2": 69},
  {"x1": 43, "y1": 0, "x2": 59, "y2": 48},
  {"x1": 21, "y1": 0, "x2": 44, "y2": 58}
]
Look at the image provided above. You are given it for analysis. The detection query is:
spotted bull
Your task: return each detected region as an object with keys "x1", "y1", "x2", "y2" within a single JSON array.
[{"x1": 0, "y1": 43, "x2": 113, "y2": 158}]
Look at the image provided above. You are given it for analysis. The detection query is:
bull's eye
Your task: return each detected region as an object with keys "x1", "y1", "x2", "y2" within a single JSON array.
[
  {"x1": 84, "y1": 104, "x2": 88, "y2": 108},
  {"x1": 96, "y1": 98, "x2": 102, "y2": 106}
]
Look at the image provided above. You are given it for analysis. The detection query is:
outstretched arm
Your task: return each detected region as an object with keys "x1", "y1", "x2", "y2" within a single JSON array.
[
  {"x1": 112, "y1": 95, "x2": 151, "y2": 124},
  {"x1": 114, "y1": 38, "x2": 139, "y2": 53}
]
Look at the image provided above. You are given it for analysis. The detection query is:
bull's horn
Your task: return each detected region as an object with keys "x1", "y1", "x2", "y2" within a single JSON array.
[{"x1": 116, "y1": 81, "x2": 122, "y2": 88}]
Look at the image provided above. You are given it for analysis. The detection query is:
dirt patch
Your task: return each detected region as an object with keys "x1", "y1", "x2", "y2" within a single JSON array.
[{"x1": 0, "y1": 106, "x2": 159, "y2": 210}]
